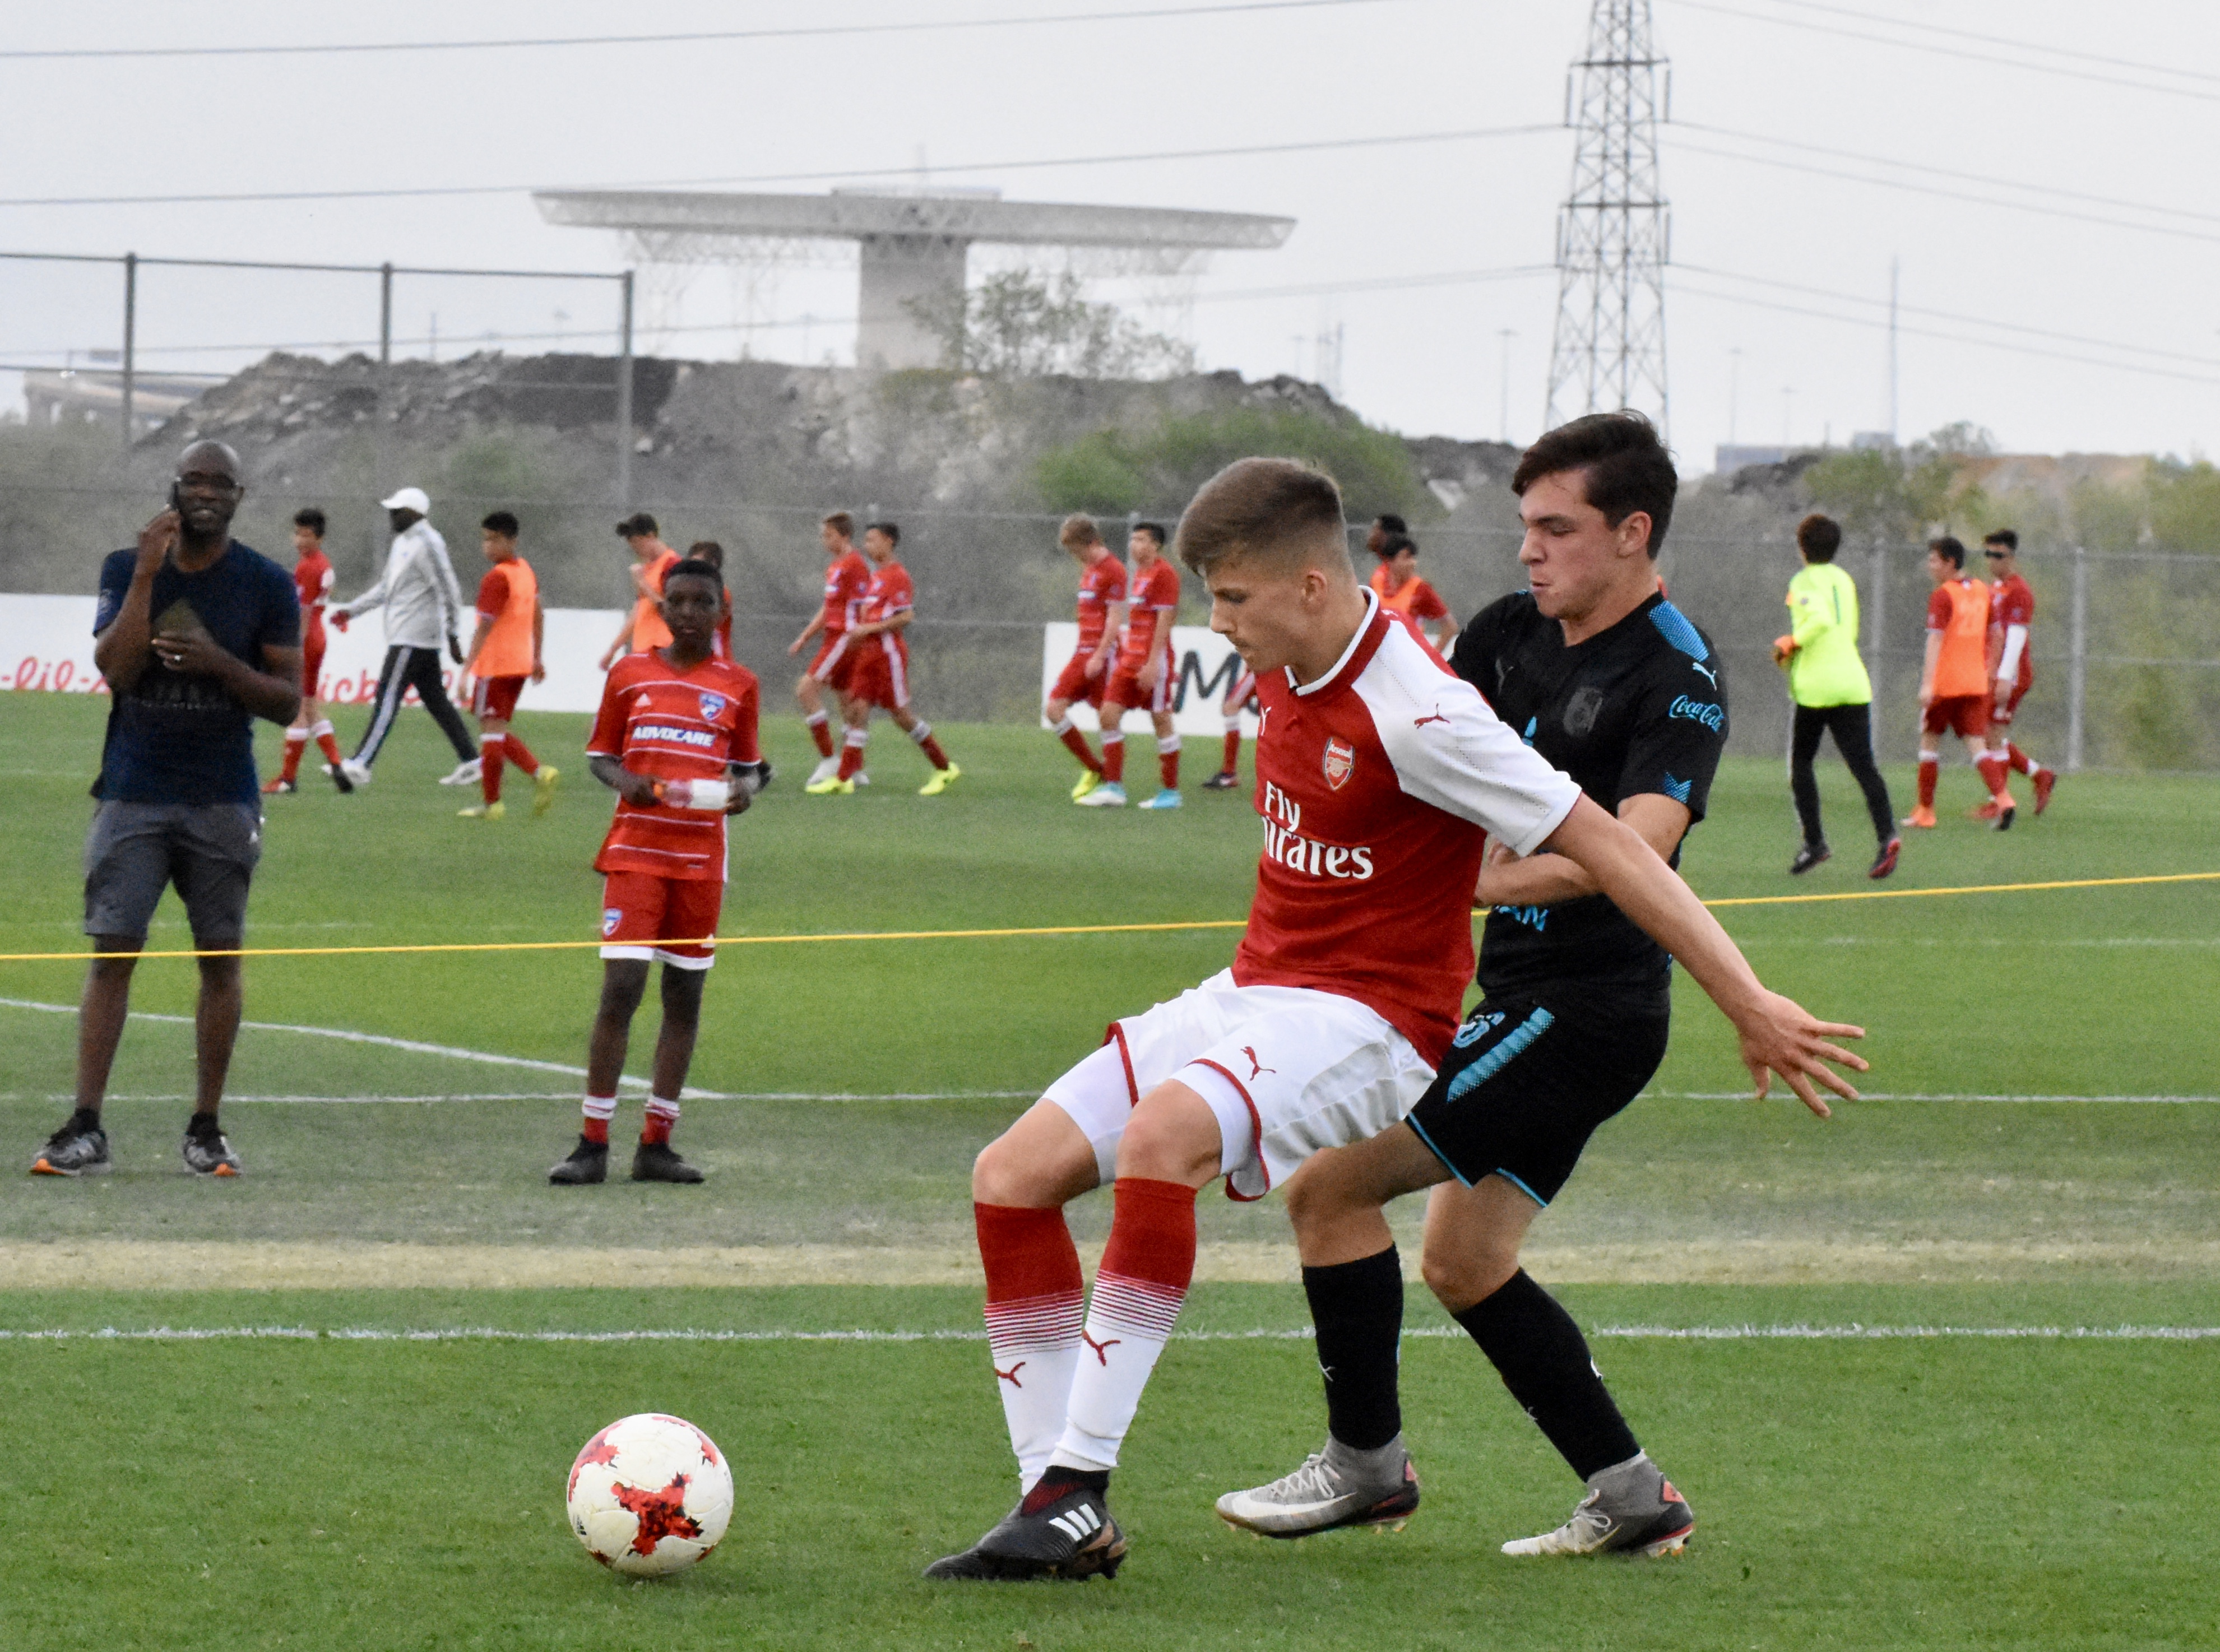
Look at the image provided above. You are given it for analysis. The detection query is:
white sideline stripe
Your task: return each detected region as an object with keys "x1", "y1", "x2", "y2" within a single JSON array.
[
  {"x1": 0, "y1": 1090, "x2": 1037, "y2": 1105},
  {"x1": 0, "y1": 996, "x2": 669, "y2": 1094},
  {"x1": 0, "y1": 1325, "x2": 2214, "y2": 1345},
  {"x1": 1647, "y1": 1089, "x2": 2220, "y2": 1104}
]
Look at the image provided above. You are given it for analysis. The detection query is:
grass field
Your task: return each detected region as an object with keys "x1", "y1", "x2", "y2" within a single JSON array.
[{"x1": 1, "y1": 689, "x2": 2216, "y2": 1649}]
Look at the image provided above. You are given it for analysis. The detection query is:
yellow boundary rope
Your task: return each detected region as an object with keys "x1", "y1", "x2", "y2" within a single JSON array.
[{"x1": 0, "y1": 871, "x2": 2210, "y2": 964}]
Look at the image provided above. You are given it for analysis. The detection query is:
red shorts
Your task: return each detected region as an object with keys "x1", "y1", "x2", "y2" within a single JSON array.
[
  {"x1": 1049, "y1": 652, "x2": 1108, "y2": 708},
  {"x1": 302, "y1": 627, "x2": 326, "y2": 699},
  {"x1": 1990, "y1": 676, "x2": 2031, "y2": 727},
  {"x1": 472, "y1": 675, "x2": 526, "y2": 721},
  {"x1": 849, "y1": 642, "x2": 911, "y2": 711},
  {"x1": 1922, "y1": 694, "x2": 1990, "y2": 739},
  {"x1": 599, "y1": 871, "x2": 722, "y2": 970},
  {"x1": 808, "y1": 633, "x2": 858, "y2": 691},
  {"x1": 1103, "y1": 661, "x2": 1172, "y2": 716}
]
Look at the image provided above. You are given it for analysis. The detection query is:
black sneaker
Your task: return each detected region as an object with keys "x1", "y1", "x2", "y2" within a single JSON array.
[
  {"x1": 1992, "y1": 802, "x2": 2015, "y2": 832},
  {"x1": 180, "y1": 1119, "x2": 243, "y2": 1177},
  {"x1": 1788, "y1": 842, "x2": 1831, "y2": 876},
  {"x1": 30, "y1": 1117, "x2": 110, "y2": 1177},
  {"x1": 1202, "y1": 770, "x2": 1240, "y2": 791},
  {"x1": 1869, "y1": 837, "x2": 1901, "y2": 880},
  {"x1": 548, "y1": 1138, "x2": 608, "y2": 1185},
  {"x1": 330, "y1": 761, "x2": 354, "y2": 795},
  {"x1": 925, "y1": 1478, "x2": 1128, "y2": 1581},
  {"x1": 631, "y1": 1141, "x2": 703, "y2": 1184}
]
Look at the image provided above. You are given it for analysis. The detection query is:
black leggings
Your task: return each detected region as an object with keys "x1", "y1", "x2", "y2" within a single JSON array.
[{"x1": 1791, "y1": 702, "x2": 1894, "y2": 849}]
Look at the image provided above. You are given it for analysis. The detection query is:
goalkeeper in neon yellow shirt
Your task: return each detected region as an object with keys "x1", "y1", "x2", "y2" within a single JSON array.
[{"x1": 1773, "y1": 513, "x2": 1900, "y2": 879}]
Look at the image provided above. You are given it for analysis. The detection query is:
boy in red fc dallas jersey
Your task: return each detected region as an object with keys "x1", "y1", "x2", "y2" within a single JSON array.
[
  {"x1": 924, "y1": 458, "x2": 1867, "y2": 1583},
  {"x1": 550, "y1": 559, "x2": 765, "y2": 1187},
  {"x1": 265, "y1": 508, "x2": 351, "y2": 794}
]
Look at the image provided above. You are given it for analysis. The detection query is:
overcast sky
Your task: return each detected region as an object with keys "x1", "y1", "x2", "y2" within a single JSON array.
[{"x1": 5, "y1": 0, "x2": 2217, "y2": 471}]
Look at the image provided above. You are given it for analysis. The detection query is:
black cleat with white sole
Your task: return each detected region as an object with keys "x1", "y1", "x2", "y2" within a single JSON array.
[{"x1": 924, "y1": 1478, "x2": 1128, "y2": 1581}]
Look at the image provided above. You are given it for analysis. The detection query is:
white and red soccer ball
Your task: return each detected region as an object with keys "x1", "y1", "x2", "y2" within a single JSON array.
[{"x1": 566, "y1": 1413, "x2": 733, "y2": 1576}]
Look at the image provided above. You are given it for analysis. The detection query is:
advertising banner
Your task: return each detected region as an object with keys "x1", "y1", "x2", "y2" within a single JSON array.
[{"x1": 1037, "y1": 621, "x2": 1262, "y2": 736}]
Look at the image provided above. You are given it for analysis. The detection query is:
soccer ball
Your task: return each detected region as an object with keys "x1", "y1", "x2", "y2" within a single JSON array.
[{"x1": 566, "y1": 1413, "x2": 734, "y2": 1576}]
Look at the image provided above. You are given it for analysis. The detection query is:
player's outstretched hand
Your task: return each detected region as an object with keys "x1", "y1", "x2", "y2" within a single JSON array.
[{"x1": 1734, "y1": 990, "x2": 1866, "y2": 1119}]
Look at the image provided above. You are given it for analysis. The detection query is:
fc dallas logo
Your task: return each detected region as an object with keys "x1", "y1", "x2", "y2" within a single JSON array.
[
  {"x1": 602, "y1": 908, "x2": 623, "y2": 938},
  {"x1": 1322, "y1": 736, "x2": 1356, "y2": 790}
]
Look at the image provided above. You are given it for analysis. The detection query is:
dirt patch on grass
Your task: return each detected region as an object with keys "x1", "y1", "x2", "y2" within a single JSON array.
[{"x1": 9, "y1": 1236, "x2": 2219, "y2": 1290}]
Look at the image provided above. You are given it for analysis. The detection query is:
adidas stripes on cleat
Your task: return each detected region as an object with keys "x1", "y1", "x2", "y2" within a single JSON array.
[
  {"x1": 1215, "y1": 1435, "x2": 1420, "y2": 1538},
  {"x1": 1501, "y1": 1478, "x2": 1693, "y2": 1559},
  {"x1": 924, "y1": 1479, "x2": 1127, "y2": 1581}
]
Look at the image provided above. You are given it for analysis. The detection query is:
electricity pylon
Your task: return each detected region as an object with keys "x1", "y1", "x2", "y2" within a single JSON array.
[{"x1": 1544, "y1": 0, "x2": 1671, "y2": 432}]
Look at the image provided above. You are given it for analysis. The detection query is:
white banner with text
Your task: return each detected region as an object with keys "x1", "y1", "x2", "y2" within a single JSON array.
[{"x1": 1037, "y1": 622, "x2": 1261, "y2": 737}]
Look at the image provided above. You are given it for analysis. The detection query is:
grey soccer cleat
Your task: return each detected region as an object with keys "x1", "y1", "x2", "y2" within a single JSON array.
[
  {"x1": 180, "y1": 1120, "x2": 243, "y2": 1177},
  {"x1": 1501, "y1": 1474, "x2": 1693, "y2": 1558},
  {"x1": 924, "y1": 1479, "x2": 1128, "y2": 1581},
  {"x1": 1215, "y1": 1435, "x2": 1420, "y2": 1538},
  {"x1": 30, "y1": 1118, "x2": 110, "y2": 1177}
]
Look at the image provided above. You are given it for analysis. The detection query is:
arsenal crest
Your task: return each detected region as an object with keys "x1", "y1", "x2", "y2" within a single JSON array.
[
  {"x1": 1322, "y1": 736, "x2": 1356, "y2": 791},
  {"x1": 697, "y1": 692, "x2": 727, "y2": 721}
]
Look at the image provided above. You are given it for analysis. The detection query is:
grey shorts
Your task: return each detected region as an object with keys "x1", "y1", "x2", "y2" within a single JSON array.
[{"x1": 83, "y1": 801, "x2": 262, "y2": 947}]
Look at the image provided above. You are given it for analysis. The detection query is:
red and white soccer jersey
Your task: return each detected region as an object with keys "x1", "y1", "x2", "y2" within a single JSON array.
[
  {"x1": 1050, "y1": 554, "x2": 1129, "y2": 706},
  {"x1": 808, "y1": 549, "x2": 873, "y2": 686},
  {"x1": 294, "y1": 548, "x2": 333, "y2": 692},
  {"x1": 588, "y1": 652, "x2": 762, "y2": 883},
  {"x1": 1104, "y1": 556, "x2": 1181, "y2": 710},
  {"x1": 1043, "y1": 592, "x2": 1582, "y2": 1198},
  {"x1": 1990, "y1": 572, "x2": 2034, "y2": 717},
  {"x1": 848, "y1": 559, "x2": 915, "y2": 710}
]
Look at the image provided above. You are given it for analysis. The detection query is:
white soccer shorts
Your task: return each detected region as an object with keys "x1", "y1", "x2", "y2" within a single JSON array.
[{"x1": 1043, "y1": 968, "x2": 1435, "y2": 1200}]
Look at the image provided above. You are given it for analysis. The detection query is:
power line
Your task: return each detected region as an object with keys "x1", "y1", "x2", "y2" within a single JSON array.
[
  {"x1": 1663, "y1": 0, "x2": 2220, "y2": 105},
  {"x1": 1766, "y1": 0, "x2": 2220, "y2": 87},
  {"x1": 0, "y1": 122, "x2": 1559, "y2": 210},
  {"x1": 0, "y1": 1, "x2": 1401, "y2": 61}
]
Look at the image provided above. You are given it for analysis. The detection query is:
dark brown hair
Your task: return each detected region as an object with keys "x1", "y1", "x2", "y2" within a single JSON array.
[
  {"x1": 822, "y1": 511, "x2": 855, "y2": 539},
  {"x1": 1174, "y1": 458, "x2": 1347, "y2": 577},
  {"x1": 1796, "y1": 513, "x2": 1841, "y2": 563},
  {"x1": 1512, "y1": 411, "x2": 1678, "y2": 558},
  {"x1": 1929, "y1": 535, "x2": 1966, "y2": 569},
  {"x1": 1059, "y1": 513, "x2": 1103, "y2": 548}
]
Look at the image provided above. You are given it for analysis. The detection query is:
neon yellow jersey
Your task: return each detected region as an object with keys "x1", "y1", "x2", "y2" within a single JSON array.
[{"x1": 1785, "y1": 562, "x2": 1873, "y2": 708}]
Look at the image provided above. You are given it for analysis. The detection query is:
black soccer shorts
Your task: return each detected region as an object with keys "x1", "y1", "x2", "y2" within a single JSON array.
[{"x1": 1403, "y1": 992, "x2": 1669, "y2": 1205}]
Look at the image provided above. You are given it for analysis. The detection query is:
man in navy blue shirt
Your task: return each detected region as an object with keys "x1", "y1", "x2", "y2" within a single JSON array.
[{"x1": 31, "y1": 440, "x2": 302, "y2": 1180}]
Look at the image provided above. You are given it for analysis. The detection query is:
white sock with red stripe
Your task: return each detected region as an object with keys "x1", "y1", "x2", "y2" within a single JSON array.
[
  {"x1": 642, "y1": 1096, "x2": 679, "y2": 1146},
  {"x1": 581, "y1": 1094, "x2": 616, "y2": 1145},
  {"x1": 836, "y1": 726, "x2": 868, "y2": 781},
  {"x1": 806, "y1": 710, "x2": 834, "y2": 758},
  {"x1": 976, "y1": 1203, "x2": 1087, "y2": 1491},
  {"x1": 1050, "y1": 1177, "x2": 1197, "y2": 1472}
]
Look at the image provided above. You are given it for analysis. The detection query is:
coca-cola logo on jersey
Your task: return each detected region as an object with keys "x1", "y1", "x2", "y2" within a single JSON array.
[{"x1": 1259, "y1": 781, "x2": 1375, "y2": 881}]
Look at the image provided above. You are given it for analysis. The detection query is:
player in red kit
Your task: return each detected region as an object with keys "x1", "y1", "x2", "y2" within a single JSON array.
[
  {"x1": 807, "y1": 522, "x2": 960, "y2": 796},
  {"x1": 265, "y1": 508, "x2": 351, "y2": 794},
  {"x1": 1044, "y1": 513, "x2": 1128, "y2": 800},
  {"x1": 788, "y1": 511, "x2": 873, "y2": 786},
  {"x1": 456, "y1": 512, "x2": 556, "y2": 820},
  {"x1": 550, "y1": 560, "x2": 766, "y2": 1187},
  {"x1": 924, "y1": 458, "x2": 1866, "y2": 1583},
  {"x1": 1368, "y1": 530, "x2": 1455, "y2": 650},
  {"x1": 1979, "y1": 530, "x2": 2057, "y2": 815},
  {"x1": 1077, "y1": 522, "x2": 1184, "y2": 810},
  {"x1": 1202, "y1": 664, "x2": 1259, "y2": 791}
]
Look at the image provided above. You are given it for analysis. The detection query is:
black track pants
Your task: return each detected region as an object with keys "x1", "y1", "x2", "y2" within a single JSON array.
[{"x1": 1790, "y1": 701, "x2": 1894, "y2": 849}]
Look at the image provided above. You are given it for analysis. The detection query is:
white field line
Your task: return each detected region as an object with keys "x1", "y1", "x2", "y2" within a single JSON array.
[
  {"x1": 1646, "y1": 1090, "x2": 2220, "y2": 1103},
  {"x1": 0, "y1": 1324, "x2": 2215, "y2": 1344},
  {"x1": 0, "y1": 1091, "x2": 1037, "y2": 1105}
]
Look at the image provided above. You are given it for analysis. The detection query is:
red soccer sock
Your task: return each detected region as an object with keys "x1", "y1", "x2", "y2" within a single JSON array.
[
  {"x1": 2007, "y1": 741, "x2": 2034, "y2": 776},
  {"x1": 503, "y1": 732, "x2": 540, "y2": 776},
  {"x1": 313, "y1": 723, "x2": 344, "y2": 768},
  {"x1": 977, "y1": 1202, "x2": 1088, "y2": 1487},
  {"x1": 280, "y1": 731, "x2": 307, "y2": 783},
  {"x1": 480, "y1": 739, "x2": 505, "y2": 804},
  {"x1": 909, "y1": 721, "x2": 951, "y2": 771},
  {"x1": 807, "y1": 712, "x2": 835, "y2": 758},
  {"x1": 837, "y1": 729, "x2": 867, "y2": 781},
  {"x1": 1157, "y1": 737, "x2": 1180, "y2": 791},
  {"x1": 642, "y1": 1097, "x2": 679, "y2": 1146},
  {"x1": 1222, "y1": 727, "x2": 1241, "y2": 773},
  {"x1": 581, "y1": 1096, "x2": 615, "y2": 1145},
  {"x1": 1976, "y1": 753, "x2": 2012, "y2": 802},
  {"x1": 1056, "y1": 721, "x2": 1101, "y2": 774},
  {"x1": 1917, "y1": 757, "x2": 1938, "y2": 810},
  {"x1": 1101, "y1": 734, "x2": 1124, "y2": 783}
]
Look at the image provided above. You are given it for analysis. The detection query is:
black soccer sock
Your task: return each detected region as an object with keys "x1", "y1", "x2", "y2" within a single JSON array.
[
  {"x1": 1303, "y1": 1245, "x2": 1405, "y2": 1451},
  {"x1": 1454, "y1": 1268, "x2": 1639, "y2": 1481},
  {"x1": 186, "y1": 1111, "x2": 222, "y2": 1138},
  {"x1": 68, "y1": 1107, "x2": 102, "y2": 1131}
]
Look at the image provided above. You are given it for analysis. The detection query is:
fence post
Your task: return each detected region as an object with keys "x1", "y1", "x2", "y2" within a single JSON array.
[
  {"x1": 615, "y1": 270, "x2": 635, "y2": 506},
  {"x1": 1866, "y1": 539, "x2": 1888, "y2": 759},
  {"x1": 2067, "y1": 542, "x2": 2088, "y2": 772},
  {"x1": 119, "y1": 252, "x2": 137, "y2": 450}
]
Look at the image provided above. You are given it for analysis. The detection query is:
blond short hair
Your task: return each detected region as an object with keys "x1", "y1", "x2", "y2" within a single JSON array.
[
  {"x1": 1174, "y1": 457, "x2": 1348, "y2": 578},
  {"x1": 1059, "y1": 513, "x2": 1104, "y2": 549}
]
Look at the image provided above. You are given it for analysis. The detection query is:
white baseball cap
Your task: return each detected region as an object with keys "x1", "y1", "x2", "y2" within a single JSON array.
[{"x1": 379, "y1": 486, "x2": 431, "y2": 513}]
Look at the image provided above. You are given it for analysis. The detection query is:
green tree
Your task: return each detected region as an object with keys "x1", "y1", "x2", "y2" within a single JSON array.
[
  {"x1": 2145, "y1": 460, "x2": 2220, "y2": 553},
  {"x1": 1803, "y1": 424, "x2": 1994, "y2": 541},
  {"x1": 907, "y1": 270, "x2": 1194, "y2": 379}
]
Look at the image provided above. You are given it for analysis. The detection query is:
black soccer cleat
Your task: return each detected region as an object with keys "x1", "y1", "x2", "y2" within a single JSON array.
[
  {"x1": 1788, "y1": 841, "x2": 1830, "y2": 876},
  {"x1": 548, "y1": 1138, "x2": 608, "y2": 1185},
  {"x1": 1202, "y1": 770, "x2": 1241, "y2": 791},
  {"x1": 1869, "y1": 837, "x2": 1901, "y2": 880},
  {"x1": 1992, "y1": 802, "x2": 2015, "y2": 832},
  {"x1": 924, "y1": 1480, "x2": 1128, "y2": 1581},
  {"x1": 329, "y1": 761, "x2": 354, "y2": 795},
  {"x1": 631, "y1": 1141, "x2": 704, "y2": 1184}
]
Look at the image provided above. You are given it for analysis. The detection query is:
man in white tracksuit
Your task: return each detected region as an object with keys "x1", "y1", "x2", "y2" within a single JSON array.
[{"x1": 330, "y1": 486, "x2": 480, "y2": 786}]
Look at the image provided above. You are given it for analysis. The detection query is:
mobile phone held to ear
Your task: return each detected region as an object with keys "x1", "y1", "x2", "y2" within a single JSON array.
[{"x1": 168, "y1": 481, "x2": 183, "y2": 512}]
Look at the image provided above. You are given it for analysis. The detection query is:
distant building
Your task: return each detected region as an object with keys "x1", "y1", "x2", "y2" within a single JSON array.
[
  {"x1": 22, "y1": 369, "x2": 211, "y2": 436},
  {"x1": 1714, "y1": 443, "x2": 1788, "y2": 474}
]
